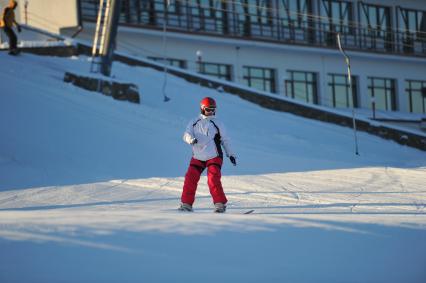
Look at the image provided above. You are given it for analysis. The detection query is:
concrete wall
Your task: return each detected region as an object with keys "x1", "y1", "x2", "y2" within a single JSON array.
[{"x1": 0, "y1": 0, "x2": 80, "y2": 34}]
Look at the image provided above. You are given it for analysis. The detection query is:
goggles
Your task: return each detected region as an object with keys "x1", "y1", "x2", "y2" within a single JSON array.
[{"x1": 204, "y1": 107, "x2": 216, "y2": 113}]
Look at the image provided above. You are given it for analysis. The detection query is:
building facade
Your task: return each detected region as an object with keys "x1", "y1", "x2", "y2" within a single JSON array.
[{"x1": 79, "y1": 0, "x2": 426, "y2": 114}]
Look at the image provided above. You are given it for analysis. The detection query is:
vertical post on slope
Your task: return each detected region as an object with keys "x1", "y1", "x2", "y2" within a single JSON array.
[
  {"x1": 196, "y1": 50, "x2": 203, "y2": 87},
  {"x1": 100, "y1": 0, "x2": 121, "y2": 77},
  {"x1": 196, "y1": 50, "x2": 203, "y2": 71},
  {"x1": 337, "y1": 33, "x2": 360, "y2": 156},
  {"x1": 161, "y1": 0, "x2": 171, "y2": 102},
  {"x1": 371, "y1": 94, "x2": 376, "y2": 119}
]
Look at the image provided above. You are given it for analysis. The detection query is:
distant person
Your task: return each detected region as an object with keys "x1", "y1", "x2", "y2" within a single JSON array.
[
  {"x1": 1, "y1": 0, "x2": 21, "y2": 55},
  {"x1": 179, "y1": 97, "x2": 237, "y2": 213}
]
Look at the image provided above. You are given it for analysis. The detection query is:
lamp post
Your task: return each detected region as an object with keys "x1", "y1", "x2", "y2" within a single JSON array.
[
  {"x1": 161, "y1": 0, "x2": 171, "y2": 102},
  {"x1": 337, "y1": 33, "x2": 359, "y2": 156},
  {"x1": 196, "y1": 50, "x2": 203, "y2": 72},
  {"x1": 371, "y1": 95, "x2": 376, "y2": 119}
]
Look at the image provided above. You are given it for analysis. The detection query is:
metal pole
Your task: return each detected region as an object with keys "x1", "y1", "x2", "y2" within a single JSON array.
[
  {"x1": 162, "y1": 0, "x2": 171, "y2": 102},
  {"x1": 100, "y1": 0, "x2": 121, "y2": 77},
  {"x1": 337, "y1": 33, "x2": 360, "y2": 156},
  {"x1": 24, "y1": 1, "x2": 29, "y2": 25},
  {"x1": 92, "y1": 0, "x2": 106, "y2": 58}
]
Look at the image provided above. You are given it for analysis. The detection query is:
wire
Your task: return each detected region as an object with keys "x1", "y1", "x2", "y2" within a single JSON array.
[
  {"x1": 89, "y1": 1, "x2": 426, "y2": 50},
  {"x1": 140, "y1": 0, "x2": 426, "y2": 35},
  {"x1": 117, "y1": 37, "x2": 417, "y2": 107},
  {"x1": 79, "y1": 0, "x2": 426, "y2": 49},
  {"x1": 28, "y1": 0, "x2": 426, "y2": 40}
]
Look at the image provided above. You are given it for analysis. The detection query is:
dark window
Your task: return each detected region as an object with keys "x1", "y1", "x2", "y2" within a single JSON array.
[
  {"x1": 188, "y1": 0, "x2": 227, "y2": 33},
  {"x1": 278, "y1": 0, "x2": 312, "y2": 28},
  {"x1": 241, "y1": 0, "x2": 274, "y2": 37},
  {"x1": 198, "y1": 62, "x2": 232, "y2": 81},
  {"x1": 285, "y1": 71, "x2": 318, "y2": 104},
  {"x1": 243, "y1": 66, "x2": 276, "y2": 93},
  {"x1": 360, "y1": 3, "x2": 393, "y2": 51},
  {"x1": 327, "y1": 74, "x2": 357, "y2": 108},
  {"x1": 368, "y1": 77, "x2": 396, "y2": 111},
  {"x1": 234, "y1": 0, "x2": 252, "y2": 36},
  {"x1": 277, "y1": 0, "x2": 315, "y2": 43},
  {"x1": 399, "y1": 8, "x2": 426, "y2": 38},
  {"x1": 406, "y1": 80, "x2": 426, "y2": 114},
  {"x1": 139, "y1": 0, "x2": 157, "y2": 25},
  {"x1": 241, "y1": 0, "x2": 273, "y2": 26},
  {"x1": 148, "y1": 57, "x2": 186, "y2": 69},
  {"x1": 320, "y1": 0, "x2": 354, "y2": 34},
  {"x1": 398, "y1": 8, "x2": 426, "y2": 52}
]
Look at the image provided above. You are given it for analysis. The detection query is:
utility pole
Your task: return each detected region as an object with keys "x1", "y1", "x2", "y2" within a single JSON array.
[
  {"x1": 337, "y1": 33, "x2": 360, "y2": 156},
  {"x1": 100, "y1": 0, "x2": 121, "y2": 77},
  {"x1": 161, "y1": 0, "x2": 171, "y2": 102},
  {"x1": 91, "y1": 0, "x2": 122, "y2": 76}
]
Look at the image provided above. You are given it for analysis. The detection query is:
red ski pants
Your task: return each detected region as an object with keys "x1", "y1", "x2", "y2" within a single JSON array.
[{"x1": 181, "y1": 157, "x2": 228, "y2": 205}]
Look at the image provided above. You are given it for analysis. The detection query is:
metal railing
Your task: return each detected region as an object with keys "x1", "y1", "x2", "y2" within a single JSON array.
[{"x1": 80, "y1": 0, "x2": 426, "y2": 57}]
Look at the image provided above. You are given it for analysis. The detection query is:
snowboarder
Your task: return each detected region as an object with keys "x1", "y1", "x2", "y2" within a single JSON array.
[
  {"x1": 1, "y1": 0, "x2": 21, "y2": 55},
  {"x1": 179, "y1": 97, "x2": 237, "y2": 213}
]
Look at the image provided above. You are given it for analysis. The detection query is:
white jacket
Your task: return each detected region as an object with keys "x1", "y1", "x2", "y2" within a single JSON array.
[{"x1": 183, "y1": 114, "x2": 235, "y2": 161}]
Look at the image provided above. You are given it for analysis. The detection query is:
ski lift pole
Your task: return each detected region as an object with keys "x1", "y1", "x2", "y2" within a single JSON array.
[
  {"x1": 100, "y1": 0, "x2": 121, "y2": 77},
  {"x1": 161, "y1": 0, "x2": 171, "y2": 102},
  {"x1": 337, "y1": 33, "x2": 359, "y2": 156}
]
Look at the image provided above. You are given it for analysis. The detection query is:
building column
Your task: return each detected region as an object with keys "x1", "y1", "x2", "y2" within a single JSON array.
[
  {"x1": 397, "y1": 78, "x2": 408, "y2": 112},
  {"x1": 319, "y1": 55, "x2": 327, "y2": 106},
  {"x1": 358, "y1": 75, "x2": 369, "y2": 109},
  {"x1": 234, "y1": 46, "x2": 241, "y2": 84}
]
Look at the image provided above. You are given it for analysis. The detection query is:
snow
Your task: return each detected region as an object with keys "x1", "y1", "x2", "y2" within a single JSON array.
[
  {"x1": 0, "y1": 51, "x2": 426, "y2": 283},
  {"x1": 1, "y1": 25, "x2": 68, "y2": 49}
]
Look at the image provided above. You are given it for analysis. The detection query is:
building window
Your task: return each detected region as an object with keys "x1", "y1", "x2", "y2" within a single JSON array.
[
  {"x1": 233, "y1": 0, "x2": 273, "y2": 37},
  {"x1": 328, "y1": 74, "x2": 357, "y2": 108},
  {"x1": 187, "y1": 0, "x2": 227, "y2": 33},
  {"x1": 397, "y1": 8, "x2": 426, "y2": 52},
  {"x1": 398, "y1": 8, "x2": 426, "y2": 39},
  {"x1": 278, "y1": 0, "x2": 313, "y2": 28},
  {"x1": 198, "y1": 62, "x2": 232, "y2": 81},
  {"x1": 285, "y1": 71, "x2": 318, "y2": 104},
  {"x1": 243, "y1": 66, "x2": 276, "y2": 93},
  {"x1": 148, "y1": 57, "x2": 186, "y2": 69},
  {"x1": 368, "y1": 77, "x2": 396, "y2": 111},
  {"x1": 360, "y1": 3, "x2": 392, "y2": 51},
  {"x1": 320, "y1": 0, "x2": 354, "y2": 45},
  {"x1": 406, "y1": 80, "x2": 426, "y2": 114}
]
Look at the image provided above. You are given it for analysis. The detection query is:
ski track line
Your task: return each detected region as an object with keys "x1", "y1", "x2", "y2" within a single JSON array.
[
  {"x1": 385, "y1": 167, "x2": 406, "y2": 192},
  {"x1": 281, "y1": 185, "x2": 300, "y2": 204},
  {"x1": 384, "y1": 167, "x2": 426, "y2": 212}
]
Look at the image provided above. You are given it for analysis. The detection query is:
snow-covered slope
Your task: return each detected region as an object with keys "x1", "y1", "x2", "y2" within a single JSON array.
[{"x1": 0, "y1": 52, "x2": 425, "y2": 283}]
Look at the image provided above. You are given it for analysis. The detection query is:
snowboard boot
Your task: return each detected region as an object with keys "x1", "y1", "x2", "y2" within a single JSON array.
[
  {"x1": 8, "y1": 49, "x2": 20, "y2": 56},
  {"x1": 178, "y1": 203, "x2": 193, "y2": 212},
  {"x1": 214, "y1": 202, "x2": 226, "y2": 213}
]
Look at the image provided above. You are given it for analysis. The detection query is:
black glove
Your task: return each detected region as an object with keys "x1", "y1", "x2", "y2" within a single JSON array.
[
  {"x1": 17, "y1": 26, "x2": 22, "y2": 33},
  {"x1": 190, "y1": 138, "x2": 198, "y2": 145},
  {"x1": 229, "y1": 156, "x2": 237, "y2": 166}
]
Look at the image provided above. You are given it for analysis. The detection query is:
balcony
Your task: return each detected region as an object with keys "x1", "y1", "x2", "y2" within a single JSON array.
[{"x1": 80, "y1": 0, "x2": 426, "y2": 58}]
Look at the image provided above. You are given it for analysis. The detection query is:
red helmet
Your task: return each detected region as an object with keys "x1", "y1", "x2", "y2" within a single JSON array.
[{"x1": 200, "y1": 97, "x2": 216, "y2": 115}]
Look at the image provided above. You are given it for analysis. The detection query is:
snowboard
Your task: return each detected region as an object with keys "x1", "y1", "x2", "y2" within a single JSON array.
[{"x1": 178, "y1": 208, "x2": 254, "y2": 214}]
